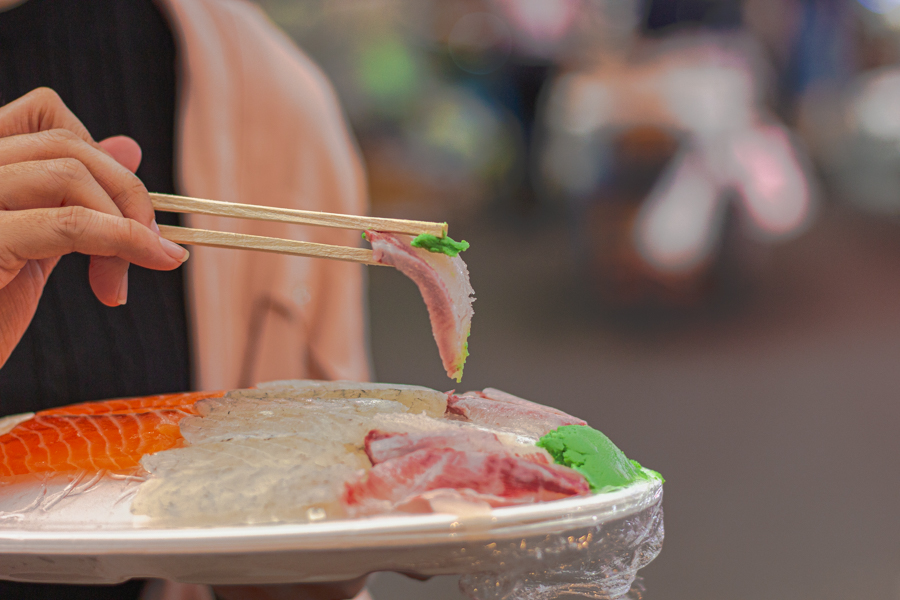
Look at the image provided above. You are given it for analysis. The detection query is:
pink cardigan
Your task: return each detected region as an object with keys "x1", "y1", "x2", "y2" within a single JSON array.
[{"x1": 157, "y1": 0, "x2": 371, "y2": 390}]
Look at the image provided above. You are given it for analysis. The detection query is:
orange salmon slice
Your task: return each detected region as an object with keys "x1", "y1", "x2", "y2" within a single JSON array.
[
  {"x1": 36, "y1": 390, "x2": 223, "y2": 416},
  {"x1": 0, "y1": 391, "x2": 223, "y2": 477}
]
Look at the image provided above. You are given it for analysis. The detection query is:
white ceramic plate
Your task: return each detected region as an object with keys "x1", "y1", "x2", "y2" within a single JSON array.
[{"x1": 0, "y1": 472, "x2": 663, "y2": 586}]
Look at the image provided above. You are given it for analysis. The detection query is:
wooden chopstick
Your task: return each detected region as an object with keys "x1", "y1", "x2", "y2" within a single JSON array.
[
  {"x1": 158, "y1": 225, "x2": 385, "y2": 266},
  {"x1": 151, "y1": 193, "x2": 448, "y2": 238}
]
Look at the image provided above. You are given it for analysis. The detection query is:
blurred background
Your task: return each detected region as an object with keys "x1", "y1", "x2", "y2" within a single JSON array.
[{"x1": 254, "y1": 1, "x2": 900, "y2": 599}]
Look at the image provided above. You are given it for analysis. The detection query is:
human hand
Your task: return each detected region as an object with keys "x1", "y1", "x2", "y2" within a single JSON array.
[{"x1": 0, "y1": 87, "x2": 188, "y2": 368}]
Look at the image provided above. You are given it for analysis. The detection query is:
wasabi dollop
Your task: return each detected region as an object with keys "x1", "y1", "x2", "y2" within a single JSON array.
[
  {"x1": 411, "y1": 234, "x2": 469, "y2": 257},
  {"x1": 537, "y1": 425, "x2": 659, "y2": 492}
]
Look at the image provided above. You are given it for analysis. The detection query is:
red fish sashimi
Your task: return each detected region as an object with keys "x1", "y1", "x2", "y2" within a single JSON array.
[
  {"x1": 367, "y1": 231, "x2": 474, "y2": 381},
  {"x1": 364, "y1": 429, "x2": 549, "y2": 465},
  {"x1": 343, "y1": 448, "x2": 590, "y2": 516},
  {"x1": 447, "y1": 389, "x2": 585, "y2": 439},
  {"x1": 0, "y1": 391, "x2": 223, "y2": 477}
]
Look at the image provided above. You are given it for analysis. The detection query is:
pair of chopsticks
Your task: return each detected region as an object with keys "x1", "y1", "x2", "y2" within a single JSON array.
[{"x1": 150, "y1": 193, "x2": 448, "y2": 266}]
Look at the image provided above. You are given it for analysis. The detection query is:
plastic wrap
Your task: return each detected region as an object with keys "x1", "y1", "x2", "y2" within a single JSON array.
[{"x1": 460, "y1": 490, "x2": 663, "y2": 599}]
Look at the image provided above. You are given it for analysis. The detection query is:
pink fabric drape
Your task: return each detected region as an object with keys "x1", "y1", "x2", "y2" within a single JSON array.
[{"x1": 156, "y1": 0, "x2": 371, "y2": 389}]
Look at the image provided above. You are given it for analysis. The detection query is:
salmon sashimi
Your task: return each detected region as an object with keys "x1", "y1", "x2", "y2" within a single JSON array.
[
  {"x1": 343, "y1": 447, "x2": 590, "y2": 516},
  {"x1": 37, "y1": 390, "x2": 222, "y2": 416},
  {"x1": 447, "y1": 389, "x2": 586, "y2": 441},
  {"x1": 364, "y1": 429, "x2": 550, "y2": 465},
  {"x1": 366, "y1": 231, "x2": 474, "y2": 382},
  {"x1": 0, "y1": 391, "x2": 223, "y2": 477}
]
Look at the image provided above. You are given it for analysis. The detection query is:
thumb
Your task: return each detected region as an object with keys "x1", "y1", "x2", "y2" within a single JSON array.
[{"x1": 99, "y1": 135, "x2": 142, "y2": 174}]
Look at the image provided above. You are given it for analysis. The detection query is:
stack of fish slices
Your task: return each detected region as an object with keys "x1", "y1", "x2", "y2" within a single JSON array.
[{"x1": 131, "y1": 381, "x2": 591, "y2": 526}]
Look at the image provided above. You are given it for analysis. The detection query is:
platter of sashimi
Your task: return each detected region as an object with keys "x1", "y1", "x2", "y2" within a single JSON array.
[
  {"x1": 0, "y1": 231, "x2": 663, "y2": 597},
  {"x1": 0, "y1": 381, "x2": 663, "y2": 595}
]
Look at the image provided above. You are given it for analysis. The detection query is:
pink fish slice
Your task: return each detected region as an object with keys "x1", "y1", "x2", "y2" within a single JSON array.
[
  {"x1": 364, "y1": 429, "x2": 549, "y2": 465},
  {"x1": 343, "y1": 447, "x2": 589, "y2": 516},
  {"x1": 447, "y1": 389, "x2": 585, "y2": 439},
  {"x1": 367, "y1": 231, "x2": 474, "y2": 381}
]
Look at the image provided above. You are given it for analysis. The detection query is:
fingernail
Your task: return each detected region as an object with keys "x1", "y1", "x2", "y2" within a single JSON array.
[
  {"x1": 117, "y1": 269, "x2": 129, "y2": 306},
  {"x1": 160, "y1": 237, "x2": 189, "y2": 262},
  {"x1": 151, "y1": 219, "x2": 160, "y2": 235}
]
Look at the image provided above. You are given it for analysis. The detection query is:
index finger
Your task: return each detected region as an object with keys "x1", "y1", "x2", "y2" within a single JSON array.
[
  {"x1": 0, "y1": 90, "x2": 157, "y2": 230},
  {"x1": 0, "y1": 129, "x2": 155, "y2": 227},
  {"x1": 0, "y1": 88, "x2": 95, "y2": 145}
]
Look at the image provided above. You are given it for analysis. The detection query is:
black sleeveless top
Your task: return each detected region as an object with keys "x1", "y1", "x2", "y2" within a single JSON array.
[{"x1": 0, "y1": 0, "x2": 190, "y2": 597}]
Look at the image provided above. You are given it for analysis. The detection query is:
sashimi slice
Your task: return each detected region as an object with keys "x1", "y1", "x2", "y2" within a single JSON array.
[
  {"x1": 133, "y1": 390, "x2": 399, "y2": 525},
  {"x1": 37, "y1": 391, "x2": 221, "y2": 417},
  {"x1": 343, "y1": 448, "x2": 590, "y2": 516},
  {"x1": 366, "y1": 231, "x2": 474, "y2": 381},
  {"x1": 254, "y1": 380, "x2": 447, "y2": 418},
  {"x1": 132, "y1": 435, "x2": 369, "y2": 525},
  {"x1": 479, "y1": 388, "x2": 583, "y2": 420},
  {"x1": 364, "y1": 429, "x2": 549, "y2": 465},
  {"x1": 0, "y1": 410, "x2": 189, "y2": 476},
  {"x1": 179, "y1": 391, "x2": 408, "y2": 446},
  {"x1": 0, "y1": 391, "x2": 221, "y2": 477},
  {"x1": 447, "y1": 388, "x2": 586, "y2": 441},
  {"x1": 133, "y1": 460, "x2": 357, "y2": 525},
  {"x1": 370, "y1": 414, "x2": 553, "y2": 463},
  {"x1": 0, "y1": 413, "x2": 35, "y2": 437},
  {"x1": 365, "y1": 412, "x2": 552, "y2": 460},
  {"x1": 141, "y1": 436, "x2": 369, "y2": 477}
]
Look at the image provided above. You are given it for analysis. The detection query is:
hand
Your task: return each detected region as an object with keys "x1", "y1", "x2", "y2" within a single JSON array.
[{"x1": 0, "y1": 87, "x2": 189, "y2": 368}]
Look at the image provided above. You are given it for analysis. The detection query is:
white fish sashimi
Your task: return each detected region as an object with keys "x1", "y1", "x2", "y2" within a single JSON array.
[
  {"x1": 365, "y1": 429, "x2": 552, "y2": 465},
  {"x1": 363, "y1": 414, "x2": 551, "y2": 465},
  {"x1": 180, "y1": 391, "x2": 408, "y2": 446},
  {"x1": 132, "y1": 461, "x2": 357, "y2": 525},
  {"x1": 479, "y1": 388, "x2": 584, "y2": 421},
  {"x1": 447, "y1": 388, "x2": 586, "y2": 441},
  {"x1": 366, "y1": 231, "x2": 474, "y2": 382},
  {"x1": 255, "y1": 380, "x2": 447, "y2": 418},
  {"x1": 366, "y1": 412, "x2": 549, "y2": 457},
  {"x1": 133, "y1": 424, "x2": 372, "y2": 525},
  {"x1": 133, "y1": 390, "x2": 416, "y2": 525},
  {"x1": 141, "y1": 436, "x2": 368, "y2": 476}
]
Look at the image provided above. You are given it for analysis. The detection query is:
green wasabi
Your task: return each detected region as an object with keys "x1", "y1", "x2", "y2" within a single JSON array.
[
  {"x1": 451, "y1": 332, "x2": 470, "y2": 383},
  {"x1": 537, "y1": 425, "x2": 660, "y2": 492},
  {"x1": 411, "y1": 234, "x2": 469, "y2": 257}
]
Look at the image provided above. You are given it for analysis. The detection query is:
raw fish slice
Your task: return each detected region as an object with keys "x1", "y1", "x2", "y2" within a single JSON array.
[
  {"x1": 447, "y1": 389, "x2": 585, "y2": 441},
  {"x1": 365, "y1": 430, "x2": 549, "y2": 465},
  {"x1": 255, "y1": 380, "x2": 447, "y2": 417},
  {"x1": 180, "y1": 393, "x2": 408, "y2": 446},
  {"x1": 37, "y1": 391, "x2": 222, "y2": 417},
  {"x1": 366, "y1": 231, "x2": 474, "y2": 381},
  {"x1": 479, "y1": 388, "x2": 582, "y2": 420},
  {"x1": 132, "y1": 418, "x2": 372, "y2": 526},
  {"x1": 343, "y1": 448, "x2": 590, "y2": 516},
  {"x1": 142, "y1": 436, "x2": 368, "y2": 477},
  {"x1": 198, "y1": 390, "x2": 407, "y2": 419},
  {"x1": 132, "y1": 462, "x2": 356, "y2": 525},
  {"x1": 0, "y1": 410, "x2": 188, "y2": 476},
  {"x1": 0, "y1": 413, "x2": 35, "y2": 436},
  {"x1": 365, "y1": 429, "x2": 506, "y2": 464},
  {"x1": 365, "y1": 412, "x2": 549, "y2": 460}
]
